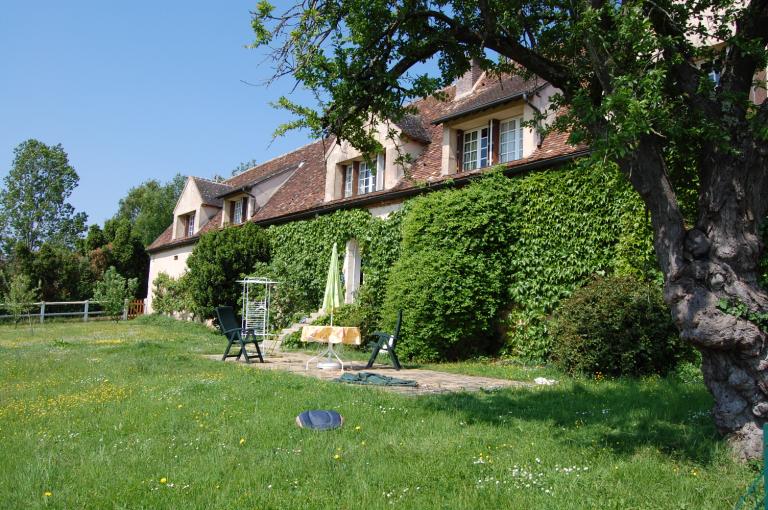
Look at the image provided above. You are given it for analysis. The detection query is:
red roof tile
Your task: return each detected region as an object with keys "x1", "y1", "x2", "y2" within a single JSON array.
[{"x1": 148, "y1": 79, "x2": 584, "y2": 253}]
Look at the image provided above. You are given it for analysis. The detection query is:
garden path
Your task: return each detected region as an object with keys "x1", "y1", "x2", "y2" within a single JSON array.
[{"x1": 205, "y1": 351, "x2": 531, "y2": 395}]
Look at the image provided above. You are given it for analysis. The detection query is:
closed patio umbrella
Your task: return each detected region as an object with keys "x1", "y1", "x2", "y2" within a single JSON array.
[
  {"x1": 322, "y1": 243, "x2": 343, "y2": 326},
  {"x1": 311, "y1": 243, "x2": 345, "y2": 369}
]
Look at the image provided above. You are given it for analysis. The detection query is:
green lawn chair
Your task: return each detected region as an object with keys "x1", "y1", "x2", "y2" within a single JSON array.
[
  {"x1": 215, "y1": 306, "x2": 264, "y2": 364},
  {"x1": 366, "y1": 310, "x2": 403, "y2": 370}
]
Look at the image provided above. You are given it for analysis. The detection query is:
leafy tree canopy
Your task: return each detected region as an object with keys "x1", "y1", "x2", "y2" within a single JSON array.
[
  {"x1": 113, "y1": 174, "x2": 185, "y2": 247},
  {"x1": 0, "y1": 139, "x2": 87, "y2": 252}
]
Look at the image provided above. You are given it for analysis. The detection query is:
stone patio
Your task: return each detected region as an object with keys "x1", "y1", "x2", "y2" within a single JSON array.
[{"x1": 205, "y1": 350, "x2": 531, "y2": 395}]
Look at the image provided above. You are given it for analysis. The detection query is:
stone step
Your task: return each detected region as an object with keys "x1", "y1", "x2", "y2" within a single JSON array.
[{"x1": 269, "y1": 310, "x2": 326, "y2": 352}]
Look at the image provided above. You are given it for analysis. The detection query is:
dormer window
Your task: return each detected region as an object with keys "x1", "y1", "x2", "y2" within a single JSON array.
[
  {"x1": 358, "y1": 160, "x2": 375, "y2": 194},
  {"x1": 186, "y1": 212, "x2": 196, "y2": 237},
  {"x1": 462, "y1": 127, "x2": 489, "y2": 171},
  {"x1": 499, "y1": 117, "x2": 524, "y2": 163}
]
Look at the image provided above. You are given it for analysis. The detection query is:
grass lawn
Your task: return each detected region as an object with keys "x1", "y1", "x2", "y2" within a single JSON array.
[{"x1": 0, "y1": 317, "x2": 758, "y2": 509}]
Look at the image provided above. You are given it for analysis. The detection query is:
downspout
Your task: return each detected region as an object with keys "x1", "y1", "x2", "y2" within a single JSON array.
[{"x1": 522, "y1": 92, "x2": 544, "y2": 148}]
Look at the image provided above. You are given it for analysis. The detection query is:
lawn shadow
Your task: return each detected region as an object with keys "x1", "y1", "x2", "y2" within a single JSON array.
[{"x1": 420, "y1": 380, "x2": 722, "y2": 465}]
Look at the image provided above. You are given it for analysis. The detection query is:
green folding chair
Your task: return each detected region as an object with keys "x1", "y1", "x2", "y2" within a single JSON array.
[
  {"x1": 215, "y1": 306, "x2": 264, "y2": 364},
  {"x1": 366, "y1": 310, "x2": 403, "y2": 370}
]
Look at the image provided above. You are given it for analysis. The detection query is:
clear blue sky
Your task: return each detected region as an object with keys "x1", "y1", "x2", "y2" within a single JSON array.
[{"x1": 0, "y1": 1, "x2": 315, "y2": 226}]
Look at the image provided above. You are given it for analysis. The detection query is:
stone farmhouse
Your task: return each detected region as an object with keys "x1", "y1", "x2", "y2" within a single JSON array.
[{"x1": 144, "y1": 62, "x2": 764, "y2": 312}]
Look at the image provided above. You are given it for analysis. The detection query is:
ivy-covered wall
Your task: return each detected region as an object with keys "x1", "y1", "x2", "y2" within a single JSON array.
[
  {"x1": 259, "y1": 208, "x2": 403, "y2": 329},
  {"x1": 161, "y1": 159, "x2": 661, "y2": 361}
]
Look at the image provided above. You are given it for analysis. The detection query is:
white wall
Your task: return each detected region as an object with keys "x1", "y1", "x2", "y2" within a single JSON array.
[{"x1": 145, "y1": 244, "x2": 194, "y2": 313}]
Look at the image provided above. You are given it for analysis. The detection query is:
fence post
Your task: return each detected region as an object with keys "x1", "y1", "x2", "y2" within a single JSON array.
[
  {"x1": 39, "y1": 302, "x2": 45, "y2": 324},
  {"x1": 83, "y1": 300, "x2": 89, "y2": 322},
  {"x1": 122, "y1": 299, "x2": 129, "y2": 321}
]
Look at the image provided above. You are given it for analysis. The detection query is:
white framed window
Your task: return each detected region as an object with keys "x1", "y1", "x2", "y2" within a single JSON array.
[
  {"x1": 358, "y1": 160, "x2": 375, "y2": 194},
  {"x1": 344, "y1": 165, "x2": 353, "y2": 197},
  {"x1": 462, "y1": 127, "x2": 489, "y2": 171},
  {"x1": 186, "y1": 212, "x2": 195, "y2": 237},
  {"x1": 499, "y1": 117, "x2": 524, "y2": 163},
  {"x1": 233, "y1": 198, "x2": 245, "y2": 224}
]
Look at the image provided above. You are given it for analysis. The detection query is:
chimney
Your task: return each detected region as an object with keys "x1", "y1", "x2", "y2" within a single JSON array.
[{"x1": 454, "y1": 58, "x2": 483, "y2": 99}]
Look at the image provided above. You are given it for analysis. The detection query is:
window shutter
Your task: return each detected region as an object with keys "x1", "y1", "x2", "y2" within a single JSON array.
[
  {"x1": 242, "y1": 197, "x2": 248, "y2": 219},
  {"x1": 229, "y1": 201, "x2": 235, "y2": 223},
  {"x1": 456, "y1": 129, "x2": 464, "y2": 171},
  {"x1": 352, "y1": 161, "x2": 360, "y2": 196},
  {"x1": 491, "y1": 119, "x2": 500, "y2": 165}
]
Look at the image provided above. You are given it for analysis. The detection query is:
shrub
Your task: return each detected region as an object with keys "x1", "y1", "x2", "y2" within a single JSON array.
[
  {"x1": 312, "y1": 285, "x2": 380, "y2": 344},
  {"x1": 151, "y1": 272, "x2": 192, "y2": 316},
  {"x1": 550, "y1": 275, "x2": 693, "y2": 377},
  {"x1": 381, "y1": 173, "x2": 515, "y2": 361},
  {"x1": 3, "y1": 273, "x2": 38, "y2": 326},
  {"x1": 93, "y1": 266, "x2": 138, "y2": 321},
  {"x1": 185, "y1": 222, "x2": 270, "y2": 318}
]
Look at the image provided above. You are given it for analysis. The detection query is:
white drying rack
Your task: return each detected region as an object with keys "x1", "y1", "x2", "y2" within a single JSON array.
[{"x1": 237, "y1": 277, "x2": 278, "y2": 353}]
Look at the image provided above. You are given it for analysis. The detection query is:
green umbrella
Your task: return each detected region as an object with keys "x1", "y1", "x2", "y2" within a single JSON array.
[{"x1": 321, "y1": 243, "x2": 343, "y2": 325}]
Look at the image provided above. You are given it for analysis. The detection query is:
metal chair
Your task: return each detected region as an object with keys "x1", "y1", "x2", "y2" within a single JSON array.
[
  {"x1": 215, "y1": 306, "x2": 264, "y2": 363},
  {"x1": 365, "y1": 310, "x2": 403, "y2": 370}
]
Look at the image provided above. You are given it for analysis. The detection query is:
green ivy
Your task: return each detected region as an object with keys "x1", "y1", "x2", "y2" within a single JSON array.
[
  {"x1": 259, "y1": 208, "x2": 404, "y2": 330},
  {"x1": 717, "y1": 299, "x2": 768, "y2": 333},
  {"x1": 501, "y1": 161, "x2": 654, "y2": 360}
]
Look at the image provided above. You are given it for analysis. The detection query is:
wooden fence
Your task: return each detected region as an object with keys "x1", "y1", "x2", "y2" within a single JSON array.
[{"x1": 0, "y1": 299, "x2": 147, "y2": 323}]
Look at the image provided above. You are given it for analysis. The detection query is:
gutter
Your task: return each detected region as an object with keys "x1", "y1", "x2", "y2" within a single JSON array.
[{"x1": 148, "y1": 148, "x2": 589, "y2": 254}]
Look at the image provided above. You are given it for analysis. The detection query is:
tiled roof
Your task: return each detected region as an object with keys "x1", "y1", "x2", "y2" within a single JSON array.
[
  {"x1": 148, "y1": 77, "x2": 584, "y2": 253},
  {"x1": 394, "y1": 114, "x2": 431, "y2": 143},
  {"x1": 191, "y1": 177, "x2": 233, "y2": 207},
  {"x1": 431, "y1": 74, "x2": 543, "y2": 124},
  {"x1": 217, "y1": 161, "x2": 303, "y2": 199}
]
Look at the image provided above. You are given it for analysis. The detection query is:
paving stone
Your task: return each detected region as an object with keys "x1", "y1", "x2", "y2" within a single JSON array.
[{"x1": 204, "y1": 351, "x2": 531, "y2": 395}]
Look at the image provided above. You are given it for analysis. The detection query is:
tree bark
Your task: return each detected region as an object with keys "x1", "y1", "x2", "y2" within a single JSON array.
[{"x1": 623, "y1": 135, "x2": 768, "y2": 460}]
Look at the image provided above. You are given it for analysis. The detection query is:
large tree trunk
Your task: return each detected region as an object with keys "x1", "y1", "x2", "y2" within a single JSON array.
[
  {"x1": 624, "y1": 135, "x2": 768, "y2": 460},
  {"x1": 667, "y1": 261, "x2": 768, "y2": 461}
]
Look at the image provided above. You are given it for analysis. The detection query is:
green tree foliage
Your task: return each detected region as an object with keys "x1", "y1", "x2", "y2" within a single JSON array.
[
  {"x1": 84, "y1": 218, "x2": 149, "y2": 298},
  {"x1": 32, "y1": 243, "x2": 94, "y2": 301},
  {"x1": 113, "y1": 174, "x2": 185, "y2": 247},
  {"x1": 3, "y1": 273, "x2": 38, "y2": 326},
  {"x1": 151, "y1": 273, "x2": 192, "y2": 316},
  {"x1": 381, "y1": 173, "x2": 515, "y2": 360},
  {"x1": 185, "y1": 222, "x2": 271, "y2": 318},
  {"x1": 0, "y1": 139, "x2": 87, "y2": 252},
  {"x1": 551, "y1": 276, "x2": 694, "y2": 377},
  {"x1": 93, "y1": 267, "x2": 138, "y2": 321}
]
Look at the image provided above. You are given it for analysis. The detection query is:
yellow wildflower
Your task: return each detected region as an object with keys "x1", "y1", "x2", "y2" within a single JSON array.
[
  {"x1": 43, "y1": 491, "x2": 52, "y2": 497},
  {"x1": 160, "y1": 477, "x2": 167, "y2": 484},
  {"x1": 239, "y1": 438, "x2": 246, "y2": 445}
]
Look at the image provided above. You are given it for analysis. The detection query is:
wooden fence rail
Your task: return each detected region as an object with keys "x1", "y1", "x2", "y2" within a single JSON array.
[{"x1": 0, "y1": 299, "x2": 147, "y2": 323}]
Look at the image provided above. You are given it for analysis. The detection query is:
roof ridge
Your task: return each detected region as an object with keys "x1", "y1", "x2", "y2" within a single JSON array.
[
  {"x1": 192, "y1": 176, "x2": 233, "y2": 187},
  {"x1": 223, "y1": 139, "x2": 324, "y2": 184}
]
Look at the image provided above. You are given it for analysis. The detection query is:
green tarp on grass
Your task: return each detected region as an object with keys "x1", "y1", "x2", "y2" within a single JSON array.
[{"x1": 336, "y1": 371, "x2": 418, "y2": 387}]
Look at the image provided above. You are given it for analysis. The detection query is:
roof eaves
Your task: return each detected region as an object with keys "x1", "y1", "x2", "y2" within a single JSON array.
[{"x1": 430, "y1": 84, "x2": 547, "y2": 125}]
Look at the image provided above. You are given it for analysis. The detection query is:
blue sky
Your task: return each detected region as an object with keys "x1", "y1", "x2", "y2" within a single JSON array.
[{"x1": 0, "y1": 1, "x2": 316, "y2": 226}]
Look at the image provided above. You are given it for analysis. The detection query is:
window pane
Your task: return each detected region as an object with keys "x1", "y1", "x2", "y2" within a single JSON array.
[
  {"x1": 463, "y1": 130, "x2": 478, "y2": 171},
  {"x1": 358, "y1": 161, "x2": 374, "y2": 194},
  {"x1": 499, "y1": 118, "x2": 522, "y2": 163},
  {"x1": 233, "y1": 200, "x2": 243, "y2": 224},
  {"x1": 344, "y1": 165, "x2": 353, "y2": 197},
  {"x1": 187, "y1": 213, "x2": 195, "y2": 236}
]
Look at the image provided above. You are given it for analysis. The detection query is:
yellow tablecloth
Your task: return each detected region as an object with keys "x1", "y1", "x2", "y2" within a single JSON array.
[{"x1": 301, "y1": 325, "x2": 361, "y2": 346}]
